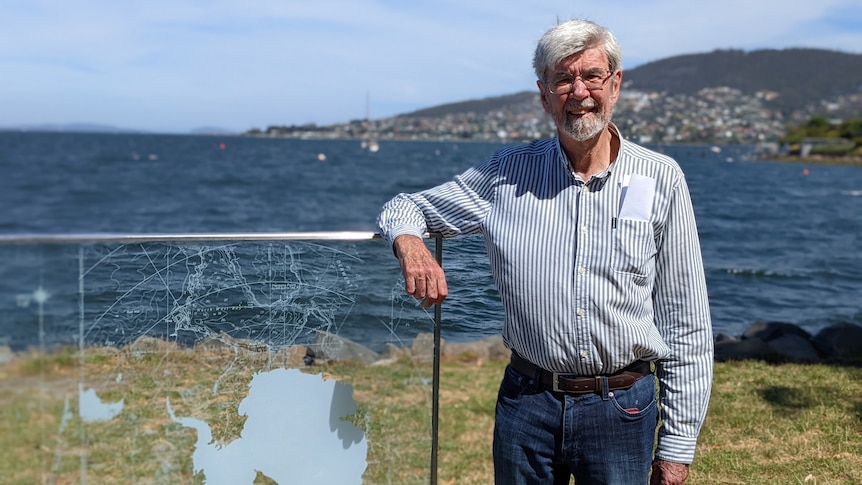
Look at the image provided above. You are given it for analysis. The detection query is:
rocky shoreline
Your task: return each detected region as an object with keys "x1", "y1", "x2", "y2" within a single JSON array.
[
  {"x1": 769, "y1": 155, "x2": 862, "y2": 166},
  {"x1": 2, "y1": 321, "x2": 860, "y2": 369},
  {"x1": 713, "y1": 321, "x2": 862, "y2": 365},
  {"x1": 305, "y1": 321, "x2": 862, "y2": 368}
]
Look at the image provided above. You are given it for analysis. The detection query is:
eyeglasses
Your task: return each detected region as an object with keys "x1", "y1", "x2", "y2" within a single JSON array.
[{"x1": 545, "y1": 68, "x2": 614, "y2": 95}]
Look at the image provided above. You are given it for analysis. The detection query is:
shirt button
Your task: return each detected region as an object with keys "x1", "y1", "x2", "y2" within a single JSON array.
[
  {"x1": 577, "y1": 308, "x2": 585, "y2": 317},
  {"x1": 578, "y1": 266, "x2": 586, "y2": 275},
  {"x1": 580, "y1": 350, "x2": 589, "y2": 358},
  {"x1": 580, "y1": 225, "x2": 588, "y2": 234}
]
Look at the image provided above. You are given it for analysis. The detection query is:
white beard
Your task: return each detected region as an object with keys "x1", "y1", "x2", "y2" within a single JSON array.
[{"x1": 560, "y1": 100, "x2": 613, "y2": 142}]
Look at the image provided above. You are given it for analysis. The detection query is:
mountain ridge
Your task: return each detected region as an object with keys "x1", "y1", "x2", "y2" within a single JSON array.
[{"x1": 399, "y1": 48, "x2": 862, "y2": 119}]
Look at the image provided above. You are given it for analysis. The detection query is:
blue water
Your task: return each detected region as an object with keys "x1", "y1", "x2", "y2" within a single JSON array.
[{"x1": 1, "y1": 132, "x2": 861, "y2": 349}]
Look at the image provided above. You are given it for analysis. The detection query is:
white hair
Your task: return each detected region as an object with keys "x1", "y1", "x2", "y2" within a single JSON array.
[{"x1": 532, "y1": 19, "x2": 623, "y2": 81}]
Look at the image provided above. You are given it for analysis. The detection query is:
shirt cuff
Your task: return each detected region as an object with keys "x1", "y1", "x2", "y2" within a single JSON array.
[
  {"x1": 654, "y1": 434, "x2": 698, "y2": 465},
  {"x1": 381, "y1": 226, "x2": 426, "y2": 249}
]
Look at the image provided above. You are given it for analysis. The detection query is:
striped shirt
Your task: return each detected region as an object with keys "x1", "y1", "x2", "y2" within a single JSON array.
[{"x1": 377, "y1": 125, "x2": 713, "y2": 464}]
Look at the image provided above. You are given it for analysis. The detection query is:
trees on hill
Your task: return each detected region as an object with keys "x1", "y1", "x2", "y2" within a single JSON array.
[{"x1": 781, "y1": 116, "x2": 862, "y2": 158}]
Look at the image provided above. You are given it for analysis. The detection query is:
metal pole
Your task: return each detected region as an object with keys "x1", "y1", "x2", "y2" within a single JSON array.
[{"x1": 431, "y1": 233, "x2": 443, "y2": 485}]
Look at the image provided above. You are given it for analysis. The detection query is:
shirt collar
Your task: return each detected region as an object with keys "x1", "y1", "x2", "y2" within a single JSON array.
[{"x1": 554, "y1": 122, "x2": 623, "y2": 183}]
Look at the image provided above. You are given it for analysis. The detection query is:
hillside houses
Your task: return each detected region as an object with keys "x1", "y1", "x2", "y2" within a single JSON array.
[{"x1": 254, "y1": 89, "x2": 860, "y2": 146}]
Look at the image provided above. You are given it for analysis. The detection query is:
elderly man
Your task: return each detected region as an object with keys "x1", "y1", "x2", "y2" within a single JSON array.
[{"x1": 377, "y1": 19, "x2": 713, "y2": 485}]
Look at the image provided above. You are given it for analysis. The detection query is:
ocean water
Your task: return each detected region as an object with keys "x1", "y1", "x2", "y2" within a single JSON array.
[{"x1": 1, "y1": 132, "x2": 860, "y2": 351}]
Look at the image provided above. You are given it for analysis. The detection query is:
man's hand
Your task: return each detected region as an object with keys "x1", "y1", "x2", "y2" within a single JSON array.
[
  {"x1": 393, "y1": 235, "x2": 448, "y2": 308},
  {"x1": 650, "y1": 460, "x2": 689, "y2": 485}
]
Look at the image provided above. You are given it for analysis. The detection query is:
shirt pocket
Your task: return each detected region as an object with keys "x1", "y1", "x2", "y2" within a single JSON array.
[{"x1": 611, "y1": 218, "x2": 656, "y2": 278}]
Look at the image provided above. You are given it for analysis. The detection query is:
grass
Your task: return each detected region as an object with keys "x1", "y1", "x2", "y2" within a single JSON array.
[
  {"x1": 1, "y1": 342, "x2": 860, "y2": 484},
  {"x1": 694, "y1": 361, "x2": 862, "y2": 484}
]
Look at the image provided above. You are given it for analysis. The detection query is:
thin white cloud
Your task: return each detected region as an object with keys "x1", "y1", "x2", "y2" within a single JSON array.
[
  {"x1": 596, "y1": 0, "x2": 862, "y2": 64},
  {"x1": 0, "y1": 0, "x2": 859, "y2": 132}
]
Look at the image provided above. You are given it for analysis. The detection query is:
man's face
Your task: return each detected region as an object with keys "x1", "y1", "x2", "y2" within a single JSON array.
[{"x1": 538, "y1": 46, "x2": 621, "y2": 142}]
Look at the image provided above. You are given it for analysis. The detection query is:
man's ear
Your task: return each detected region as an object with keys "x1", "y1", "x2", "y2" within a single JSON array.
[
  {"x1": 537, "y1": 80, "x2": 551, "y2": 113},
  {"x1": 610, "y1": 70, "x2": 622, "y2": 104}
]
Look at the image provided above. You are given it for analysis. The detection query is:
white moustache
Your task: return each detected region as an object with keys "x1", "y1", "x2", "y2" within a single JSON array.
[{"x1": 567, "y1": 100, "x2": 597, "y2": 112}]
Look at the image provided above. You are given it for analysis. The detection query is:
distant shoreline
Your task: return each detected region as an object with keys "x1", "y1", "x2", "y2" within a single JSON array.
[{"x1": 767, "y1": 155, "x2": 862, "y2": 166}]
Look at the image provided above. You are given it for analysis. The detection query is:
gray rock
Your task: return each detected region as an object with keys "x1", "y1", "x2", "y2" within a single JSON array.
[
  {"x1": 308, "y1": 331, "x2": 379, "y2": 364},
  {"x1": 714, "y1": 333, "x2": 737, "y2": 344},
  {"x1": 127, "y1": 335, "x2": 178, "y2": 354},
  {"x1": 714, "y1": 337, "x2": 774, "y2": 361},
  {"x1": 484, "y1": 334, "x2": 510, "y2": 362},
  {"x1": 442, "y1": 340, "x2": 491, "y2": 362},
  {"x1": 742, "y1": 321, "x2": 812, "y2": 342},
  {"x1": 765, "y1": 334, "x2": 820, "y2": 363},
  {"x1": 811, "y1": 323, "x2": 862, "y2": 363},
  {"x1": 0, "y1": 345, "x2": 13, "y2": 365},
  {"x1": 412, "y1": 333, "x2": 437, "y2": 363},
  {"x1": 715, "y1": 321, "x2": 862, "y2": 364},
  {"x1": 379, "y1": 342, "x2": 412, "y2": 361}
]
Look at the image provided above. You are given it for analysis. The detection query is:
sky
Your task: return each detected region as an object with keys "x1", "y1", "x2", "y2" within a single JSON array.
[{"x1": 2, "y1": 0, "x2": 860, "y2": 134}]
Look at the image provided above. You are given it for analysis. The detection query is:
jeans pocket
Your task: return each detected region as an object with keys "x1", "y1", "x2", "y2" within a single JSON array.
[
  {"x1": 498, "y1": 364, "x2": 531, "y2": 400},
  {"x1": 609, "y1": 374, "x2": 657, "y2": 419}
]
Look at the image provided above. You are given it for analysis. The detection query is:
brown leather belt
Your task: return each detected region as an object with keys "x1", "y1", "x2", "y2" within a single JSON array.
[{"x1": 510, "y1": 353, "x2": 653, "y2": 395}]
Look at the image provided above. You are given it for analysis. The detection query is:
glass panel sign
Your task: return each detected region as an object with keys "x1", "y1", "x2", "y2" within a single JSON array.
[{"x1": 0, "y1": 238, "x2": 436, "y2": 484}]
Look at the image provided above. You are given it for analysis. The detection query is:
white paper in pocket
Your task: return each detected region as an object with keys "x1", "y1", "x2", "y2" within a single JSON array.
[{"x1": 618, "y1": 173, "x2": 656, "y2": 221}]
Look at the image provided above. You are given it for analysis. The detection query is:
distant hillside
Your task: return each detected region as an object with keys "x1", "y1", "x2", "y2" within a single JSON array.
[
  {"x1": 258, "y1": 48, "x2": 860, "y2": 144},
  {"x1": 189, "y1": 126, "x2": 237, "y2": 135},
  {"x1": 399, "y1": 48, "x2": 862, "y2": 118},
  {"x1": 401, "y1": 91, "x2": 540, "y2": 119},
  {"x1": 1, "y1": 123, "x2": 146, "y2": 134},
  {"x1": 624, "y1": 48, "x2": 862, "y2": 112}
]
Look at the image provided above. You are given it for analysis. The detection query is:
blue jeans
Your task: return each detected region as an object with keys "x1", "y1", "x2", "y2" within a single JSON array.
[{"x1": 493, "y1": 364, "x2": 658, "y2": 485}]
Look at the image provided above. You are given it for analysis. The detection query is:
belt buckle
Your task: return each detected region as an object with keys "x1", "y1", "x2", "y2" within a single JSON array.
[{"x1": 552, "y1": 372, "x2": 577, "y2": 393}]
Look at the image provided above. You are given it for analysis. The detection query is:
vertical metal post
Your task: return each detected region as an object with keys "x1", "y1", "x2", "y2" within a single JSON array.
[
  {"x1": 78, "y1": 247, "x2": 87, "y2": 484},
  {"x1": 430, "y1": 234, "x2": 443, "y2": 485}
]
